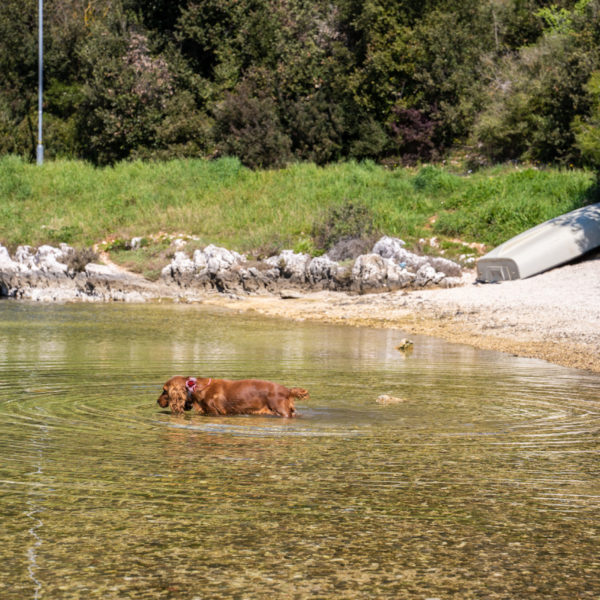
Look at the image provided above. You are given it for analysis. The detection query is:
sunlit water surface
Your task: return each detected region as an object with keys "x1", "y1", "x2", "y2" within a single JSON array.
[{"x1": 0, "y1": 301, "x2": 598, "y2": 599}]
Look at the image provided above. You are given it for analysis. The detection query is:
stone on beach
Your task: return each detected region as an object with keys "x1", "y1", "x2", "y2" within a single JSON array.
[{"x1": 1, "y1": 236, "x2": 463, "y2": 301}]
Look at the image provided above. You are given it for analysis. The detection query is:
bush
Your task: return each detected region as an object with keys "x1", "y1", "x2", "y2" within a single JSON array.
[
  {"x1": 312, "y1": 200, "x2": 378, "y2": 252},
  {"x1": 287, "y1": 93, "x2": 345, "y2": 165},
  {"x1": 573, "y1": 71, "x2": 600, "y2": 167},
  {"x1": 77, "y1": 23, "x2": 210, "y2": 165},
  {"x1": 214, "y1": 76, "x2": 292, "y2": 169},
  {"x1": 65, "y1": 247, "x2": 99, "y2": 273},
  {"x1": 389, "y1": 107, "x2": 437, "y2": 165},
  {"x1": 348, "y1": 118, "x2": 389, "y2": 162},
  {"x1": 471, "y1": 17, "x2": 600, "y2": 165}
]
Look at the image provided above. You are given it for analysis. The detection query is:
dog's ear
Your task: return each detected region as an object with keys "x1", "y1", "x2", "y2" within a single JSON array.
[
  {"x1": 168, "y1": 379, "x2": 188, "y2": 414},
  {"x1": 170, "y1": 389, "x2": 186, "y2": 414}
]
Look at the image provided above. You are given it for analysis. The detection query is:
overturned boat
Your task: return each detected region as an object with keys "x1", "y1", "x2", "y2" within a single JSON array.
[{"x1": 477, "y1": 202, "x2": 600, "y2": 281}]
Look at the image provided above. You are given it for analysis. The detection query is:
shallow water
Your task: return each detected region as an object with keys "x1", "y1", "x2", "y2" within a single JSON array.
[{"x1": 0, "y1": 301, "x2": 598, "y2": 599}]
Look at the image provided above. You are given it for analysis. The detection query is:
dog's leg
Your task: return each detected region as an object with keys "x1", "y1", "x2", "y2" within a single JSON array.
[
  {"x1": 190, "y1": 400, "x2": 205, "y2": 414},
  {"x1": 275, "y1": 397, "x2": 296, "y2": 418},
  {"x1": 205, "y1": 394, "x2": 228, "y2": 416}
]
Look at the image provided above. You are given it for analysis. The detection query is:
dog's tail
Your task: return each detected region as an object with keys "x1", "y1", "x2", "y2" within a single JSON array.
[{"x1": 290, "y1": 387, "x2": 310, "y2": 400}]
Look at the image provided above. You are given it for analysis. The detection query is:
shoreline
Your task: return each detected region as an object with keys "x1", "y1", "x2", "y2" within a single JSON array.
[
  {"x1": 2, "y1": 244, "x2": 598, "y2": 374},
  {"x1": 201, "y1": 259, "x2": 600, "y2": 374}
]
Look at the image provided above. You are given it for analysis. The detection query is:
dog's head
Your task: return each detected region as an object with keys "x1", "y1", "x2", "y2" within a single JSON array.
[{"x1": 158, "y1": 376, "x2": 191, "y2": 414}]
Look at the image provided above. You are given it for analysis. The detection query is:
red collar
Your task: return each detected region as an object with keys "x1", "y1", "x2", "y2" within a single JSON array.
[{"x1": 186, "y1": 377, "x2": 211, "y2": 393}]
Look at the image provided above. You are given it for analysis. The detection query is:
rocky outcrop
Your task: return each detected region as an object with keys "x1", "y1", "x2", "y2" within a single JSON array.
[
  {"x1": 0, "y1": 244, "x2": 177, "y2": 302},
  {"x1": 160, "y1": 235, "x2": 464, "y2": 294},
  {"x1": 0, "y1": 236, "x2": 465, "y2": 302}
]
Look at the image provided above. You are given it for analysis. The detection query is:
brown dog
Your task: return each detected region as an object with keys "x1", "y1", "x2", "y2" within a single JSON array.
[{"x1": 158, "y1": 375, "x2": 309, "y2": 417}]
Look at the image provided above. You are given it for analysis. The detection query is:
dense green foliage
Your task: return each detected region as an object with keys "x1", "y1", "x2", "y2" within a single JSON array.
[
  {"x1": 1, "y1": 156, "x2": 596, "y2": 261},
  {"x1": 1, "y1": 0, "x2": 600, "y2": 168}
]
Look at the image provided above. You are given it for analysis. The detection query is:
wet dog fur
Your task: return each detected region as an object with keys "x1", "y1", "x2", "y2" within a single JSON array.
[{"x1": 158, "y1": 375, "x2": 309, "y2": 417}]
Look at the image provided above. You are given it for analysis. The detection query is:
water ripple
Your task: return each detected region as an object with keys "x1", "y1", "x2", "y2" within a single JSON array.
[{"x1": 1, "y1": 302, "x2": 599, "y2": 599}]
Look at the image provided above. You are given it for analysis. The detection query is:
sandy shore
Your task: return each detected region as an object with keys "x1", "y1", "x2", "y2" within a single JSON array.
[{"x1": 205, "y1": 253, "x2": 600, "y2": 374}]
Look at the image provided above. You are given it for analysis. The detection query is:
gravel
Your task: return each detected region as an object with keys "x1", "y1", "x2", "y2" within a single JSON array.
[{"x1": 409, "y1": 252, "x2": 600, "y2": 349}]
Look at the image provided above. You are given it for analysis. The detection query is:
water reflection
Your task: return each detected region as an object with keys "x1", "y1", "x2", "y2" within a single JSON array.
[{"x1": 0, "y1": 300, "x2": 599, "y2": 599}]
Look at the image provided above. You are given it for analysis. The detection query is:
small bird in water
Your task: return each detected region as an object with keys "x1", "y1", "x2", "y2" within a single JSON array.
[{"x1": 395, "y1": 338, "x2": 414, "y2": 352}]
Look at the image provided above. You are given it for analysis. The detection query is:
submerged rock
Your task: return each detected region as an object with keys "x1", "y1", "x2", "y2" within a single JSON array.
[{"x1": 376, "y1": 394, "x2": 407, "y2": 405}]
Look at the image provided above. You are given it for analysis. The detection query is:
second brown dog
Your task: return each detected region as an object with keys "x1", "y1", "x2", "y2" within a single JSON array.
[{"x1": 158, "y1": 375, "x2": 309, "y2": 417}]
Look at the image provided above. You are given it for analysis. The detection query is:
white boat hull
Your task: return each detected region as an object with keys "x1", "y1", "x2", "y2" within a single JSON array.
[{"x1": 477, "y1": 203, "x2": 600, "y2": 281}]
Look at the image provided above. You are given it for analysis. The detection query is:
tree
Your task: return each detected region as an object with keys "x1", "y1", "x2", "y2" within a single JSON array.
[
  {"x1": 471, "y1": 0, "x2": 600, "y2": 165},
  {"x1": 1, "y1": 0, "x2": 599, "y2": 166},
  {"x1": 573, "y1": 71, "x2": 600, "y2": 166},
  {"x1": 0, "y1": 0, "x2": 39, "y2": 159},
  {"x1": 213, "y1": 70, "x2": 292, "y2": 169},
  {"x1": 77, "y1": 12, "x2": 210, "y2": 164}
]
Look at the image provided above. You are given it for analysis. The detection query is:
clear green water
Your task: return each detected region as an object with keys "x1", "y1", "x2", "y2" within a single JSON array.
[{"x1": 0, "y1": 301, "x2": 599, "y2": 599}]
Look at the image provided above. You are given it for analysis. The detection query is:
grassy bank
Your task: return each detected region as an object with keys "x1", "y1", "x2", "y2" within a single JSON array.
[{"x1": 1, "y1": 155, "x2": 597, "y2": 262}]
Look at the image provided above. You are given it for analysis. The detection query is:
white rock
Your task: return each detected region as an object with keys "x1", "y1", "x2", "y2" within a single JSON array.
[
  {"x1": 386, "y1": 261, "x2": 415, "y2": 287},
  {"x1": 372, "y1": 236, "x2": 428, "y2": 271},
  {"x1": 192, "y1": 249, "x2": 208, "y2": 274},
  {"x1": 415, "y1": 264, "x2": 437, "y2": 286},
  {"x1": 35, "y1": 245, "x2": 68, "y2": 273},
  {"x1": 171, "y1": 251, "x2": 195, "y2": 275},
  {"x1": 267, "y1": 250, "x2": 311, "y2": 282},
  {"x1": 439, "y1": 276, "x2": 464, "y2": 288},
  {"x1": 85, "y1": 263, "x2": 119, "y2": 276},
  {"x1": 35, "y1": 244, "x2": 63, "y2": 260},
  {"x1": 372, "y1": 236, "x2": 406, "y2": 259},
  {"x1": 202, "y1": 244, "x2": 244, "y2": 275},
  {"x1": 352, "y1": 254, "x2": 387, "y2": 287},
  {"x1": 308, "y1": 256, "x2": 338, "y2": 282},
  {"x1": 0, "y1": 245, "x2": 18, "y2": 271},
  {"x1": 15, "y1": 246, "x2": 37, "y2": 271},
  {"x1": 123, "y1": 291, "x2": 146, "y2": 303},
  {"x1": 433, "y1": 271, "x2": 446, "y2": 284},
  {"x1": 429, "y1": 256, "x2": 462, "y2": 277}
]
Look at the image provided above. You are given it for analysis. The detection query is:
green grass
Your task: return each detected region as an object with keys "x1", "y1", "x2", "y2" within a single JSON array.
[{"x1": 0, "y1": 155, "x2": 597, "y2": 262}]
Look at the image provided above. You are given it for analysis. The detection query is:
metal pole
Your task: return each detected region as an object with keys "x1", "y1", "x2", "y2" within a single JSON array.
[{"x1": 36, "y1": 0, "x2": 43, "y2": 165}]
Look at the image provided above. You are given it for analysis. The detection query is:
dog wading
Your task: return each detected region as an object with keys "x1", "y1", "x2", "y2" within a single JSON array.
[{"x1": 158, "y1": 375, "x2": 309, "y2": 417}]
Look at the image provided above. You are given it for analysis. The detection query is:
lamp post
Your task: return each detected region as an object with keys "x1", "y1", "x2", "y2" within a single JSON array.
[{"x1": 36, "y1": 0, "x2": 43, "y2": 165}]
